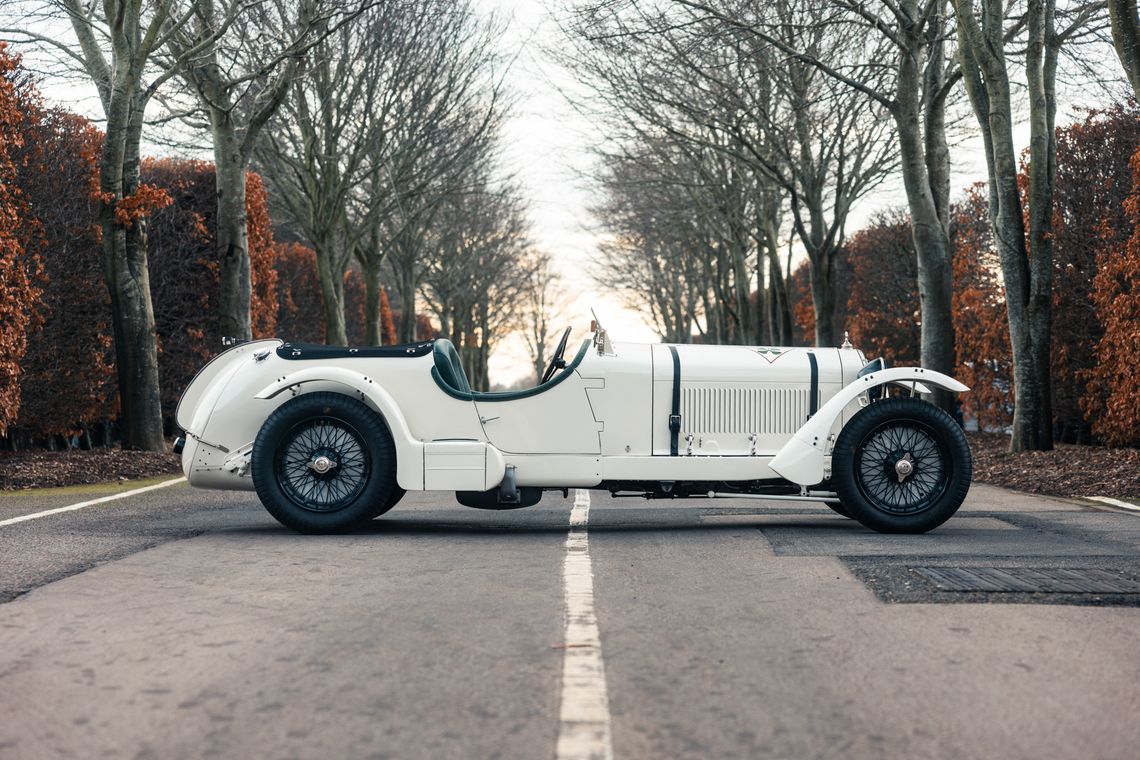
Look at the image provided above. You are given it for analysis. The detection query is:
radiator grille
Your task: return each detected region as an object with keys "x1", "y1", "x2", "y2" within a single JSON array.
[{"x1": 680, "y1": 386, "x2": 814, "y2": 436}]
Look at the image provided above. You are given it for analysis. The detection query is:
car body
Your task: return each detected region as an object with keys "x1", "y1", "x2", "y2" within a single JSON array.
[{"x1": 176, "y1": 322, "x2": 973, "y2": 534}]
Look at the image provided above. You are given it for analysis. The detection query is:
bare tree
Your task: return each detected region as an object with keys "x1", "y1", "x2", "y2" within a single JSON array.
[
  {"x1": 508, "y1": 67, "x2": 787, "y2": 349},
  {"x1": 756, "y1": 183, "x2": 793, "y2": 345},
  {"x1": 591, "y1": 146, "x2": 739, "y2": 343},
  {"x1": 349, "y1": 2, "x2": 507, "y2": 345},
  {"x1": 562, "y1": 0, "x2": 897, "y2": 348},
  {"x1": 561, "y1": 8, "x2": 780, "y2": 344},
  {"x1": 672, "y1": 0, "x2": 964, "y2": 408},
  {"x1": 419, "y1": 178, "x2": 532, "y2": 390},
  {"x1": 520, "y1": 250, "x2": 571, "y2": 383},
  {"x1": 256, "y1": 0, "x2": 505, "y2": 345},
  {"x1": 254, "y1": 3, "x2": 398, "y2": 344},
  {"x1": 951, "y1": 0, "x2": 1104, "y2": 450},
  {"x1": 722, "y1": 1, "x2": 897, "y2": 347},
  {"x1": 161, "y1": 0, "x2": 366, "y2": 341},
  {"x1": 378, "y1": 110, "x2": 505, "y2": 346}
]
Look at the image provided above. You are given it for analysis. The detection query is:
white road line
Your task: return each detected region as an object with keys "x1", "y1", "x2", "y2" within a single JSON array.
[
  {"x1": 0, "y1": 476, "x2": 187, "y2": 528},
  {"x1": 1087, "y1": 495, "x2": 1140, "y2": 513},
  {"x1": 555, "y1": 489, "x2": 614, "y2": 760}
]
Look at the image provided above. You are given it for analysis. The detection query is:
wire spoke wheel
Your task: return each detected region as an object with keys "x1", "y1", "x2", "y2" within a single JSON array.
[
  {"x1": 276, "y1": 417, "x2": 370, "y2": 512},
  {"x1": 831, "y1": 397, "x2": 972, "y2": 534},
  {"x1": 253, "y1": 392, "x2": 397, "y2": 533},
  {"x1": 854, "y1": 421, "x2": 948, "y2": 515}
]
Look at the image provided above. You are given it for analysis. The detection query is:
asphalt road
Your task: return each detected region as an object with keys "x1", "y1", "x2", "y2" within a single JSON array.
[{"x1": 1, "y1": 478, "x2": 1139, "y2": 759}]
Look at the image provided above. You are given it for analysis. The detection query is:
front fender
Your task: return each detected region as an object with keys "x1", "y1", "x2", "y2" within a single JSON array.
[
  {"x1": 254, "y1": 367, "x2": 425, "y2": 490},
  {"x1": 769, "y1": 367, "x2": 969, "y2": 486}
]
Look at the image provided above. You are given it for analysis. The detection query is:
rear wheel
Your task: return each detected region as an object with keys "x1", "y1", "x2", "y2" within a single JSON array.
[
  {"x1": 832, "y1": 397, "x2": 971, "y2": 533},
  {"x1": 374, "y1": 485, "x2": 405, "y2": 517},
  {"x1": 252, "y1": 392, "x2": 396, "y2": 533}
]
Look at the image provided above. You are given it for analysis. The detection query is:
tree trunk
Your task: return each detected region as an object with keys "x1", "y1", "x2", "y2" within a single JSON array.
[
  {"x1": 766, "y1": 246, "x2": 793, "y2": 345},
  {"x1": 476, "y1": 310, "x2": 491, "y2": 390},
  {"x1": 362, "y1": 255, "x2": 384, "y2": 346},
  {"x1": 1025, "y1": 0, "x2": 1058, "y2": 448},
  {"x1": 923, "y1": 3, "x2": 953, "y2": 234},
  {"x1": 753, "y1": 264, "x2": 767, "y2": 346},
  {"x1": 532, "y1": 346, "x2": 546, "y2": 384},
  {"x1": 894, "y1": 47, "x2": 956, "y2": 412},
  {"x1": 808, "y1": 252, "x2": 837, "y2": 347},
  {"x1": 953, "y1": 0, "x2": 1054, "y2": 450},
  {"x1": 397, "y1": 263, "x2": 417, "y2": 344},
  {"x1": 314, "y1": 233, "x2": 347, "y2": 345},
  {"x1": 754, "y1": 202, "x2": 781, "y2": 345},
  {"x1": 102, "y1": 87, "x2": 165, "y2": 451},
  {"x1": 731, "y1": 229, "x2": 753, "y2": 345},
  {"x1": 212, "y1": 120, "x2": 252, "y2": 342},
  {"x1": 1109, "y1": 0, "x2": 1140, "y2": 99}
]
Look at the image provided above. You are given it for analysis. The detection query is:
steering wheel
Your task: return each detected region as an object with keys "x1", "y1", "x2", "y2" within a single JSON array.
[{"x1": 541, "y1": 326, "x2": 573, "y2": 384}]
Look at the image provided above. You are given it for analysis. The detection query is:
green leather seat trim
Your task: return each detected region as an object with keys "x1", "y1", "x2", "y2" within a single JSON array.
[
  {"x1": 431, "y1": 339, "x2": 591, "y2": 402},
  {"x1": 432, "y1": 339, "x2": 471, "y2": 394}
]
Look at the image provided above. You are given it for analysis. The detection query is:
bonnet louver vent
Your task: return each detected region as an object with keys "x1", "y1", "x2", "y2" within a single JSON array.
[{"x1": 681, "y1": 386, "x2": 813, "y2": 436}]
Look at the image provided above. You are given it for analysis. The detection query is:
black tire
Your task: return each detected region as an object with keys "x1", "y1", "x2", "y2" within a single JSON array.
[
  {"x1": 824, "y1": 500, "x2": 851, "y2": 518},
  {"x1": 374, "y1": 485, "x2": 405, "y2": 518},
  {"x1": 252, "y1": 392, "x2": 396, "y2": 534},
  {"x1": 832, "y1": 397, "x2": 971, "y2": 534}
]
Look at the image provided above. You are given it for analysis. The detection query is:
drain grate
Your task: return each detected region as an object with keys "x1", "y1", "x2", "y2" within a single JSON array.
[{"x1": 913, "y1": 567, "x2": 1140, "y2": 594}]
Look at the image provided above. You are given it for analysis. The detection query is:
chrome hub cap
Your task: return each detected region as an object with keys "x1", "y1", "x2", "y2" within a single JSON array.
[
  {"x1": 308, "y1": 455, "x2": 337, "y2": 474},
  {"x1": 894, "y1": 453, "x2": 914, "y2": 482}
]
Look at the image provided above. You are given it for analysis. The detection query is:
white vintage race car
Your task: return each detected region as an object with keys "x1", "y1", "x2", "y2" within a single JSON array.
[{"x1": 175, "y1": 320, "x2": 972, "y2": 534}]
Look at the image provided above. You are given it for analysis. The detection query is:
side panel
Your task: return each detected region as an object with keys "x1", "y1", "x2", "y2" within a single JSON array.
[
  {"x1": 474, "y1": 373, "x2": 601, "y2": 454},
  {"x1": 599, "y1": 455, "x2": 779, "y2": 482},
  {"x1": 578, "y1": 342, "x2": 654, "y2": 456},
  {"x1": 357, "y1": 361, "x2": 485, "y2": 444},
  {"x1": 501, "y1": 452, "x2": 781, "y2": 487},
  {"x1": 424, "y1": 441, "x2": 505, "y2": 491},
  {"x1": 650, "y1": 345, "x2": 843, "y2": 456},
  {"x1": 503, "y1": 454, "x2": 603, "y2": 487}
]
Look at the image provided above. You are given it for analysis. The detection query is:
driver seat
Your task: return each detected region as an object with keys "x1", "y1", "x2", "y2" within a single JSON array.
[{"x1": 433, "y1": 339, "x2": 471, "y2": 394}]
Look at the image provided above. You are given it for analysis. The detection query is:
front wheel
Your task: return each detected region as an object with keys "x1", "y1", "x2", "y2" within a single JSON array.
[
  {"x1": 832, "y1": 397, "x2": 971, "y2": 534},
  {"x1": 252, "y1": 392, "x2": 396, "y2": 533},
  {"x1": 824, "y1": 500, "x2": 851, "y2": 519}
]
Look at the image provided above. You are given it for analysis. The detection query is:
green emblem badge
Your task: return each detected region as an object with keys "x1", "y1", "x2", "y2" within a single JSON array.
[{"x1": 754, "y1": 347, "x2": 786, "y2": 363}]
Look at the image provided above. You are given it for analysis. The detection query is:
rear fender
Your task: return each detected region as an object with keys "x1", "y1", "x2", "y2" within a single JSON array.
[
  {"x1": 769, "y1": 367, "x2": 969, "y2": 486},
  {"x1": 254, "y1": 367, "x2": 425, "y2": 490}
]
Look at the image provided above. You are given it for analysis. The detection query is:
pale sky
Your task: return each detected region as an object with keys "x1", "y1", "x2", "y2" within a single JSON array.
[{"x1": 480, "y1": 0, "x2": 660, "y2": 388}]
